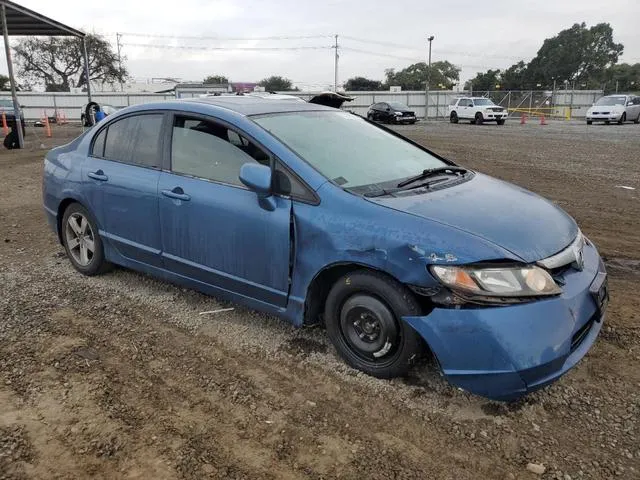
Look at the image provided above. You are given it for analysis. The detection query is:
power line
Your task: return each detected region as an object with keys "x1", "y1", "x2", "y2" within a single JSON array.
[
  {"x1": 342, "y1": 35, "x2": 526, "y2": 61},
  {"x1": 122, "y1": 43, "x2": 333, "y2": 51},
  {"x1": 117, "y1": 32, "x2": 333, "y2": 41}
]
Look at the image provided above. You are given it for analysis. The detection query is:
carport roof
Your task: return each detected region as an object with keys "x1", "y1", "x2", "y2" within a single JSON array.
[{"x1": 0, "y1": 0, "x2": 85, "y2": 36}]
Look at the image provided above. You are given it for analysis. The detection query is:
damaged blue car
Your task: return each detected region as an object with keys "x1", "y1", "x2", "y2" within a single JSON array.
[{"x1": 43, "y1": 94, "x2": 608, "y2": 401}]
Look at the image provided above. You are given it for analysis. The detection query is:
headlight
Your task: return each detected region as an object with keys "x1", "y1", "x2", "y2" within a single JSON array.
[
  {"x1": 394, "y1": 111, "x2": 404, "y2": 116},
  {"x1": 430, "y1": 264, "x2": 561, "y2": 297}
]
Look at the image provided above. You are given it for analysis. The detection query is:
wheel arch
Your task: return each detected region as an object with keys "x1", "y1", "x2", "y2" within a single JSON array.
[
  {"x1": 56, "y1": 197, "x2": 96, "y2": 245},
  {"x1": 303, "y1": 261, "x2": 432, "y2": 326}
]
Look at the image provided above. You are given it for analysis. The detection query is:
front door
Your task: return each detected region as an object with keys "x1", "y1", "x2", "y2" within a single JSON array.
[
  {"x1": 83, "y1": 112, "x2": 165, "y2": 267},
  {"x1": 158, "y1": 114, "x2": 292, "y2": 307}
]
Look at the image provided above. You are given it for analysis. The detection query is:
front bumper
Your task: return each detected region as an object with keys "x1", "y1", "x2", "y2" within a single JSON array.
[
  {"x1": 586, "y1": 113, "x2": 622, "y2": 122},
  {"x1": 404, "y1": 241, "x2": 606, "y2": 401},
  {"x1": 484, "y1": 111, "x2": 507, "y2": 120}
]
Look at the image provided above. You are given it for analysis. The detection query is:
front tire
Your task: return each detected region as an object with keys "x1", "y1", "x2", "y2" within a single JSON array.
[
  {"x1": 475, "y1": 113, "x2": 484, "y2": 125},
  {"x1": 325, "y1": 270, "x2": 424, "y2": 378},
  {"x1": 450, "y1": 112, "x2": 459, "y2": 124},
  {"x1": 587, "y1": 120, "x2": 593, "y2": 125},
  {"x1": 497, "y1": 119, "x2": 505, "y2": 125},
  {"x1": 61, "y1": 203, "x2": 110, "y2": 276},
  {"x1": 618, "y1": 113, "x2": 626, "y2": 125}
]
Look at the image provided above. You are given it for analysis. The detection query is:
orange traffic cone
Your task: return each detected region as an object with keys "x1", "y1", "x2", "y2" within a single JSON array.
[
  {"x1": 520, "y1": 114, "x2": 527, "y2": 125},
  {"x1": 540, "y1": 115, "x2": 547, "y2": 125},
  {"x1": 1, "y1": 112, "x2": 8, "y2": 136},
  {"x1": 44, "y1": 115, "x2": 52, "y2": 138}
]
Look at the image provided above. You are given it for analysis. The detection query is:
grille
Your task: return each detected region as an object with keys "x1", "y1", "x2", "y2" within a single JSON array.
[
  {"x1": 491, "y1": 108, "x2": 504, "y2": 112},
  {"x1": 402, "y1": 112, "x2": 414, "y2": 117}
]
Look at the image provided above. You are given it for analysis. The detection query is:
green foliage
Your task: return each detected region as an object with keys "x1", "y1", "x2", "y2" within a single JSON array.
[
  {"x1": 604, "y1": 63, "x2": 640, "y2": 92},
  {"x1": 13, "y1": 34, "x2": 127, "y2": 92},
  {"x1": 384, "y1": 61, "x2": 460, "y2": 90},
  {"x1": 344, "y1": 76, "x2": 384, "y2": 91},
  {"x1": 203, "y1": 75, "x2": 229, "y2": 85},
  {"x1": 526, "y1": 22, "x2": 623, "y2": 89},
  {"x1": 258, "y1": 76, "x2": 296, "y2": 91},
  {"x1": 464, "y1": 69, "x2": 501, "y2": 91}
]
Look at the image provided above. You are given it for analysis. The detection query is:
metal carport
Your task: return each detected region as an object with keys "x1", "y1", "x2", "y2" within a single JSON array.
[{"x1": 1, "y1": 0, "x2": 89, "y2": 148}]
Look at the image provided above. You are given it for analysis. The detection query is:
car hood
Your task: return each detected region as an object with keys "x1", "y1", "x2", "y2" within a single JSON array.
[
  {"x1": 371, "y1": 173, "x2": 578, "y2": 263},
  {"x1": 588, "y1": 104, "x2": 623, "y2": 112}
]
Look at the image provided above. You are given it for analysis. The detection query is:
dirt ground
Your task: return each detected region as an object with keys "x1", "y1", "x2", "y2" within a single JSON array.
[{"x1": 1, "y1": 120, "x2": 639, "y2": 480}]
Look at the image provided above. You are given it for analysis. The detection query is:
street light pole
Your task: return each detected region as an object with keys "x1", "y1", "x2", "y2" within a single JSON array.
[
  {"x1": 333, "y1": 34, "x2": 339, "y2": 92},
  {"x1": 425, "y1": 35, "x2": 434, "y2": 120}
]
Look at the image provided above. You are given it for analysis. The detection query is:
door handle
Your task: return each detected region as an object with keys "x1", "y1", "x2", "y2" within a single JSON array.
[
  {"x1": 161, "y1": 187, "x2": 191, "y2": 202},
  {"x1": 87, "y1": 170, "x2": 108, "y2": 181}
]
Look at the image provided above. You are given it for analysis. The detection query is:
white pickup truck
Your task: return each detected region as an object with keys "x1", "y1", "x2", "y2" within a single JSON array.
[{"x1": 449, "y1": 97, "x2": 508, "y2": 125}]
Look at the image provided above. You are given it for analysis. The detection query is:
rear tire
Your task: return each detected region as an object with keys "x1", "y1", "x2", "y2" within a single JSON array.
[
  {"x1": 634, "y1": 113, "x2": 640, "y2": 124},
  {"x1": 475, "y1": 113, "x2": 484, "y2": 125},
  {"x1": 325, "y1": 270, "x2": 424, "y2": 378},
  {"x1": 450, "y1": 112, "x2": 459, "y2": 124},
  {"x1": 61, "y1": 203, "x2": 111, "y2": 276}
]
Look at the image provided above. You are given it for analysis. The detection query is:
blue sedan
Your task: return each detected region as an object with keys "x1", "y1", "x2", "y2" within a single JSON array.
[{"x1": 43, "y1": 96, "x2": 608, "y2": 400}]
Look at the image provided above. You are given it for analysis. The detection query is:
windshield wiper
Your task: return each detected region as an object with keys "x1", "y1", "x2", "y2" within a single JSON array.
[{"x1": 396, "y1": 166, "x2": 468, "y2": 188}]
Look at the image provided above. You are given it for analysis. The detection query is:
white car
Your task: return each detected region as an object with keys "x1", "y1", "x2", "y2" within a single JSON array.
[
  {"x1": 586, "y1": 95, "x2": 640, "y2": 125},
  {"x1": 449, "y1": 97, "x2": 507, "y2": 125}
]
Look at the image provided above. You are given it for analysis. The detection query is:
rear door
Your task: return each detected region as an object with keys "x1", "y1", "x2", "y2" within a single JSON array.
[
  {"x1": 158, "y1": 113, "x2": 292, "y2": 307},
  {"x1": 84, "y1": 112, "x2": 165, "y2": 267}
]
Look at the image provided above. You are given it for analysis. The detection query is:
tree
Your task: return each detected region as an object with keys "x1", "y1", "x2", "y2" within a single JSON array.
[
  {"x1": 13, "y1": 34, "x2": 127, "y2": 92},
  {"x1": 465, "y1": 69, "x2": 501, "y2": 91},
  {"x1": 203, "y1": 75, "x2": 229, "y2": 85},
  {"x1": 0, "y1": 74, "x2": 9, "y2": 91},
  {"x1": 501, "y1": 61, "x2": 528, "y2": 90},
  {"x1": 258, "y1": 75, "x2": 296, "y2": 91},
  {"x1": 344, "y1": 76, "x2": 384, "y2": 91},
  {"x1": 603, "y1": 63, "x2": 640, "y2": 92},
  {"x1": 526, "y1": 22, "x2": 623, "y2": 89},
  {"x1": 384, "y1": 61, "x2": 460, "y2": 90}
]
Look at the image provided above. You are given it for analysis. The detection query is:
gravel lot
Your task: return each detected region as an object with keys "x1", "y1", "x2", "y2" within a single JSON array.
[{"x1": 1, "y1": 120, "x2": 639, "y2": 479}]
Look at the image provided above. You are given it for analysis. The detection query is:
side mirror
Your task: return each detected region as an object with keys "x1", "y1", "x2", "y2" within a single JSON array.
[
  {"x1": 385, "y1": 107, "x2": 391, "y2": 111},
  {"x1": 239, "y1": 163, "x2": 275, "y2": 211}
]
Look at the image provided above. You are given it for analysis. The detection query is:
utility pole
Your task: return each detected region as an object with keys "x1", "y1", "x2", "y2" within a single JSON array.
[
  {"x1": 615, "y1": 80, "x2": 619, "y2": 93},
  {"x1": 116, "y1": 33, "x2": 124, "y2": 92},
  {"x1": 82, "y1": 36, "x2": 92, "y2": 102},
  {"x1": 425, "y1": 35, "x2": 434, "y2": 120},
  {"x1": 333, "y1": 34, "x2": 339, "y2": 92}
]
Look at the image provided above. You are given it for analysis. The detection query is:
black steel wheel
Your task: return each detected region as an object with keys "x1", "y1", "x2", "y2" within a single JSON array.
[
  {"x1": 325, "y1": 270, "x2": 425, "y2": 378},
  {"x1": 475, "y1": 112, "x2": 484, "y2": 125},
  {"x1": 450, "y1": 112, "x2": 459, "y2": 124}
]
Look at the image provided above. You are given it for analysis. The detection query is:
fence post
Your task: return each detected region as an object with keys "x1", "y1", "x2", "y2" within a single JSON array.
[
  {"x1": 127, "y1": 94, "x2": 130, "y2": 106},
  {"x1": 507, "y1": 91, "x2": 511, "y2": 115},
  {"x1": 52, "y1": 94, "x2": 58, "y2": 118},
  {"x1": 528, "y1": 91, "x2": 533, "y2": 114},
  {"x1": 569, "y1": 89, "x2": 574, "y2": 120}
]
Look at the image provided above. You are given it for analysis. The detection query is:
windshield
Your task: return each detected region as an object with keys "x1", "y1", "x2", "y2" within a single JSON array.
[
  {"x1": 473, "y1": 98, "x2": 495, "y2": 106},
  {"x1": 254, "y1": 111, "x2": 446, "y2": 190},
  {"x1": 595, "y1": 96, "x2": 626, "y2": 106},
  {"x1": 387, "y1": 101, "x2": 410, "y2": 110}
]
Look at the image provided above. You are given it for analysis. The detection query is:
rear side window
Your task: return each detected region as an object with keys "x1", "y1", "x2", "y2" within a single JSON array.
[
  {"x1": 103, "y1": 114, "x2": 163, "y2": 168},
  {"x1": 91, "y1": 128, "x2": 107, "y2": 157}
]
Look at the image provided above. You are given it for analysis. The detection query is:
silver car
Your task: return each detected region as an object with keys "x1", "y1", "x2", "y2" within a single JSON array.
[{"x1": 586, "y1": 95, "x2": 640, "y2": 125}]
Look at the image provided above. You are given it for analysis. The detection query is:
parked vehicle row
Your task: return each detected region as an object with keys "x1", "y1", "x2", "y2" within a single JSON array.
[{"x1": 43, "y1": 93, "x2": 607, "y2": 401}]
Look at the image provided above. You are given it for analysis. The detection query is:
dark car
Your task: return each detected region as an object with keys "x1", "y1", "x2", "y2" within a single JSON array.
[
  {"x1": 367, "y1": 101, "x2": 416, "y2": 124},
  {"x1": 1, "y1": 98, "x2": 26, "y2": 149}
]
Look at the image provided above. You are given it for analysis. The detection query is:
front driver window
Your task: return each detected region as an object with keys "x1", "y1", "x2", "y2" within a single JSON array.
[{"x1": 170, "y1": 116, "x2": 269, "y2": 186}]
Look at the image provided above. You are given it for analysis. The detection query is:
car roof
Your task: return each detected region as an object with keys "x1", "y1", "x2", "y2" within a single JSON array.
[{"x1": 182, "y1": 95, "x2": 336, "y2": 116}]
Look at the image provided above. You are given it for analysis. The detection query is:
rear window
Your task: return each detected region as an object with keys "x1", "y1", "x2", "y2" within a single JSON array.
[{"x1": 103, "y1": 114, "x2": 164, "y2": 168}]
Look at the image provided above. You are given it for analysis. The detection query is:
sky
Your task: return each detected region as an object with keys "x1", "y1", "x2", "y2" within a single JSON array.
[{"x1": 2, "y1": 0, "x2": 639, "y2": 91}]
